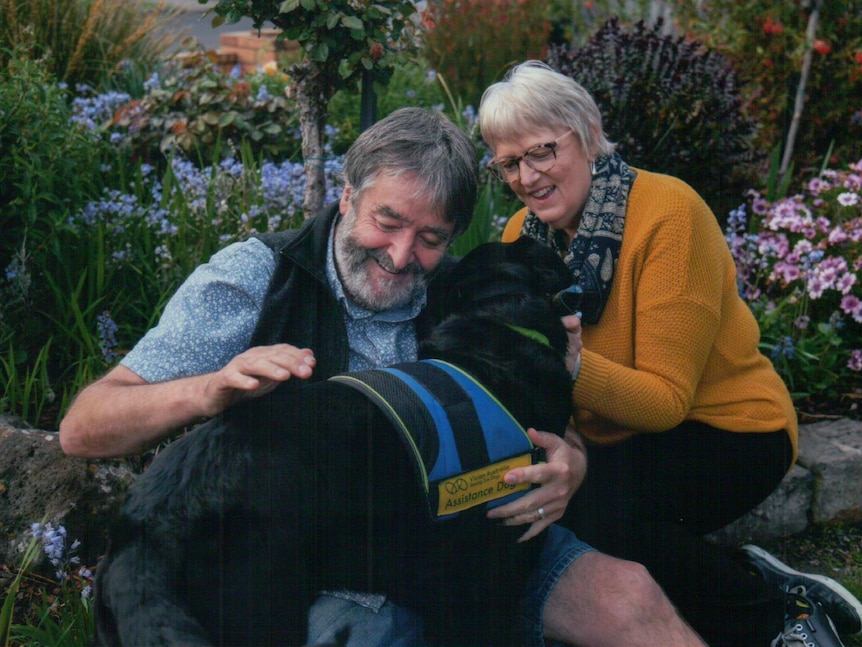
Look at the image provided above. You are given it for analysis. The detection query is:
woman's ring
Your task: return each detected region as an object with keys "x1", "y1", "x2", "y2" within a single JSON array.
[{"x1": 537, "y1": 507, "x2": 546, "y2": 520}]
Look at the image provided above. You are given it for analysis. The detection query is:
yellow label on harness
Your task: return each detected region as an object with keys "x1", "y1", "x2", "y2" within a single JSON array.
[{"x1": 436, "y1": 453, "x2": 532, "y2": 516}]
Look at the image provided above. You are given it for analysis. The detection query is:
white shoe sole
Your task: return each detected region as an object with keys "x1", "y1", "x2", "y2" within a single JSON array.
[{"x1": 742, "y1": 543, "x2": 862, "y2": 635}]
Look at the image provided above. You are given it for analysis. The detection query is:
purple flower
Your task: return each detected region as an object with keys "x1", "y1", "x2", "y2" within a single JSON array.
[
  {"x1": 841, "y1": 295, "x2": 862, "y2": 323},
  {"x1": 97, "y1": 311, "x2": 120, "y2": 362}
]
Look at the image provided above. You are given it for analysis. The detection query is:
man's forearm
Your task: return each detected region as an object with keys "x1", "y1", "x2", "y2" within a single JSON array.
[{"x1": 59, "y1": 372, "x2": 213, "y2": 458}]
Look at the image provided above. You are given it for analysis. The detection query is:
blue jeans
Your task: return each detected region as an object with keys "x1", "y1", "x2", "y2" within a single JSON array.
[{"x1": 305, "y1": 525, "x2": 594, "y2": 646}]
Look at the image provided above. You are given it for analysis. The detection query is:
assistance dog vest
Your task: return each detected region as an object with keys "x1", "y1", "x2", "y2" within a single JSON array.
[{"x1": 329, "y1": 359, "x2": 542, "y2": 522}]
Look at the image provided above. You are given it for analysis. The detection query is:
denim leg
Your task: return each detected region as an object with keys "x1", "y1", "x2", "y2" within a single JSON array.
[
  {"x1": 520, "y1": 524, "x2": 596, "y2": 647},
  {"x1": 306, "y1": 593, "x2": 427, "y2": 647}
]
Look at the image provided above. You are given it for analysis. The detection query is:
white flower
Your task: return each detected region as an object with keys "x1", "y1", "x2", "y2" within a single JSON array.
[{"x1": 837, "y1": 192, "x2": 860, "y2": 207}]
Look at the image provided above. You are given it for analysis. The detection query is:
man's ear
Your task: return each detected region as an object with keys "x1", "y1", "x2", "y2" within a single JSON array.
[{"x1": 339, "y1": 184, "x2": 352, "y2": 214}]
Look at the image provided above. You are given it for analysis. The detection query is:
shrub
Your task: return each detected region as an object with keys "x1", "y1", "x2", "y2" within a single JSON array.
[
  {"x1": 549, "y1": 18, "x2": 757, "y2": 219},
  {"x1": 89, "y1": 51, "x2": 302, "y2": 171},
  {"x1": 0, "y1": 0, "x2": 179, "y2": 89},
  {"x1": 725, "y1": 158, "x2": 862, "y2": 404},
  {"x1": 671, "y1": 0, "x2": 862, "y2": 180},
  {"x1": 420, "y1": 0, "x2": 552, "y2": 108},
  {"x1": 0, "y1": 42, "x2": 115, "y2": 416}
]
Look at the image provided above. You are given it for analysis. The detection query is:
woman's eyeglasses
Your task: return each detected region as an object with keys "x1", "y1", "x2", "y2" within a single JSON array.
[{"x1": 487, "y1": 130, "x2": 574, "y2": 182}]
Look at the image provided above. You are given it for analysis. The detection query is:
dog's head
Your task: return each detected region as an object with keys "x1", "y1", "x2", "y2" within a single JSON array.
[{"x1": 422, "y1": 237, "x2": 574, "y2": 438}]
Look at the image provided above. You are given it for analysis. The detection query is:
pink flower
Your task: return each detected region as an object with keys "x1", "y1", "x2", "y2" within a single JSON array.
[
  {"x1": 841, "y1": 295, "x2": 862, "y2": 323},
  {"x1": 807, "y1": 274, "x2": 827, "y2": 299},
  {"x1": 836, "y1": 272, "x2": 857, "y2": 295},
  {"x1": 752, "y1": 196, "x2": 771, "y2": 215},
  {"x1": 848, "y1": 349, "x2": 862, "y2": 372},
  {"x1": 772, "y1": 261, "x2": 801, "y2": 284},
  {"x1": 807, "y1": 178, "x2": 831, "y2": 195},
  {"x1": 828, "y1": 227, "x2": 848, "y2": 244}
]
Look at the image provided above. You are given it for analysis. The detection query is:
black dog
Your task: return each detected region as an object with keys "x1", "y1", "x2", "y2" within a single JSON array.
[{"x1": 93, "y1": 238, "x2": 574, "y2": 646}]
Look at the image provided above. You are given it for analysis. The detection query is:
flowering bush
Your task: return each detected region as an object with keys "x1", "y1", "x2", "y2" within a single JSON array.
[
  {"x1": 726, "y1": 158, "x2": 862, "y2": 404},
  {"x1": 75, "y1": 51, "x2": 302, "y2": 170},
  {"x1": 672, "y1": 0, "x2": 862, "y2": 177}
]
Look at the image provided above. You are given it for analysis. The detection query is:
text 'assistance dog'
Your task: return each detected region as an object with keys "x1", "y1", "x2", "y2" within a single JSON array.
[{"x1": 94, "y1": 238, "x2": 576, "y2": 646}]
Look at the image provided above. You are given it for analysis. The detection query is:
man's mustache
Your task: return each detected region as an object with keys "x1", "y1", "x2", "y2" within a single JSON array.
[{"x1": 366, "y1": 248, "x2": 424, "y2": 277}]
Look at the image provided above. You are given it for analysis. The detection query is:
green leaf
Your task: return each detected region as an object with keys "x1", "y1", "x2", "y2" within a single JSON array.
[
  {"x1": 341, "y1": 15, "x2": 364, "y2": 31},
  {"x1": 200, "y1": 111, "x2": 221, "y2": 126},
  {"x1": 308, "y1": 42, "x2": 329, "y2": 61},
  {"x1": 299, "y1": 0, "x2": 315, "y2": 10},
  {"x1": 279, "y1": 0, "x2": 300, "y2": 12}
]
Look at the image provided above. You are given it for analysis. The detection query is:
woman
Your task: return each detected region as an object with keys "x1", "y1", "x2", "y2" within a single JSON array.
[{"x1": 478, "y1": 60, "x2": 862, "y2": 647}]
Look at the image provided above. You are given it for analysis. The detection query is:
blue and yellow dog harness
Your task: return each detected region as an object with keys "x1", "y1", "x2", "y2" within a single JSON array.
[{"x1": 330, "y1": 359, "x2": 543, "y2": 522}]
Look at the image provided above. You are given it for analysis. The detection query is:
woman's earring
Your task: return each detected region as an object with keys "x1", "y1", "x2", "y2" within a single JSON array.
[{"x1": 589, "y1": 159, "x2": 597, "y2": 176}]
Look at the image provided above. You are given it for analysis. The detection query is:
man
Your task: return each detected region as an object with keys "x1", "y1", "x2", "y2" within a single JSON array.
[{"x1": 61, "y1": 108, "x2": 705, "y2": 646}]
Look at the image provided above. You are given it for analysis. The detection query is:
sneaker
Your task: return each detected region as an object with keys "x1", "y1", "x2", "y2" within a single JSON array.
[
  {"x1": 740, "y1": 544, "x2": 862, "y2": 636},
  {"x1": 772, "y1": 592, "x2": 846, "y2": 647}
]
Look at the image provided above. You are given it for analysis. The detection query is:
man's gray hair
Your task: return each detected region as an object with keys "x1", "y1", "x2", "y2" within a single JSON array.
[
  {"x1": 478, "y1": 60, "x2": 615, "y2": 158},
  {"x1": 343, "y1": 108, "x2": 478, "y2": 237}
]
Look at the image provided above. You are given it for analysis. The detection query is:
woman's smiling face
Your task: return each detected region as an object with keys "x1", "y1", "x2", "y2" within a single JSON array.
[{"x1": 492, "y1": 128, "x2": 593, "y2": 239}]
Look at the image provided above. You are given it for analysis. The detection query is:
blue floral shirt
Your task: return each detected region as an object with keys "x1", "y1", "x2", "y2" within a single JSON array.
[{"x1": 123, "y1": 223, "x2": 423, "y2": 382}]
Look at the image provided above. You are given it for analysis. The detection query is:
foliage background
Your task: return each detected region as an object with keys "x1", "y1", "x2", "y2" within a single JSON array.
[{"x1": 1, "y1": 0, "x2": 861, "y2": 643}]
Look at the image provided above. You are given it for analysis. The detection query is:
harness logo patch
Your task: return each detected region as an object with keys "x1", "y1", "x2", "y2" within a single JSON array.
[{"x1": 436, "y1": 453, "x2": 532, "y2": 516}]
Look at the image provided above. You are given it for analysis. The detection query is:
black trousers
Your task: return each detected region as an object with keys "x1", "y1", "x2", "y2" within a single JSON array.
[{"x1": 562, "y1": 422, "x2": 794, "y2": 647}]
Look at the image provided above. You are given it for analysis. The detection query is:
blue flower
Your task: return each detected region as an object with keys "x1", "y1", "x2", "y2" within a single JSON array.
[
  {"x1": 770, "y1": 336, "x2": 795, "y2": 361},
  {"x1": 97, "y1": 311, "x2": 120, "y2": 363}
]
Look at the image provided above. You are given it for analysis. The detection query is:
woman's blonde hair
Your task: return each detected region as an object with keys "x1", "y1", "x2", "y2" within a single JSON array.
[{"x1": 478, "y1": 60, "x2": 615, "y2": 158}]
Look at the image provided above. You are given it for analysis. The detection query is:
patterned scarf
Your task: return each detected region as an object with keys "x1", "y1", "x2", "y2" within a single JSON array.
[{"x1": 520, "y1": 152, "x2": 636, "y2": 325}]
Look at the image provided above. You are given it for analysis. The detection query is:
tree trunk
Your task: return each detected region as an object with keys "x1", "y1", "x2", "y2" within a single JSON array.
[
  {"x1": 292, "y1": 60, "x2": 331, "y2": 219},
  {"x1": 779, "y1": 0, "x2": 822, "y2": 181}
]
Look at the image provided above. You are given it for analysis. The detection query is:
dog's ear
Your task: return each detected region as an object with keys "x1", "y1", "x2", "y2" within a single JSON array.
[
  {"x1": 440, "y1": 239, "x2": 571, "y2": 313},
  {"x1": 506, "y1": 237, "x2": 571, "y2": 294}
]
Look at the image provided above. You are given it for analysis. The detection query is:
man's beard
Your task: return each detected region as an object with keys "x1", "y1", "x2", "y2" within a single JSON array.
[{"x1": 334, "y1": 213, "x2": 429, "y2": 312}]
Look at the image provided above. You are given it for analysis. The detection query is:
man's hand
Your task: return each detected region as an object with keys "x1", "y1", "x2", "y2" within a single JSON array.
[
  {"x1": 485, "y1": 427, "x2": 587, "y2": 542},
  {"x1": 200, "y1": 344, "x2": 316, "y2": 416},
  {"x1": 60, "y1": 344, "x2": 316, "y2": 458}
]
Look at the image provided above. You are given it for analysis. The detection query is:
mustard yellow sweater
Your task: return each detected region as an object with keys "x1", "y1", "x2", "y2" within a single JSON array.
[{"x1": 502, "y1": 169, "x2": 798, "y2": 459}]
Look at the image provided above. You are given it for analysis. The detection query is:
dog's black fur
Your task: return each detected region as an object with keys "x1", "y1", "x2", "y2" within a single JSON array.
[{"x1": 93, "y1": 238, "x2": 574, "y2": 647}]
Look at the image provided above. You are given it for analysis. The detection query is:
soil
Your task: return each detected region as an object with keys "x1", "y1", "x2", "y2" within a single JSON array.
[{"x1": 795, "y1": 390, "x2": 862, "y2": 425}]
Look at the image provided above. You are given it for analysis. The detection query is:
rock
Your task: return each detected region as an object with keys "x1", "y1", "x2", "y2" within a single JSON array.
[
  {"x1": 708, "y1": 464, "x2": 813, "y2": 545},
  {"x1": 0, "y1": 418, "x2": 135, "y2": 569},
  {"x1": 711, "y1": 418, "x2": 862, "y2": 543},
  {"x1": 797, "y1": 417, "x2": 862, "y2": 524}
]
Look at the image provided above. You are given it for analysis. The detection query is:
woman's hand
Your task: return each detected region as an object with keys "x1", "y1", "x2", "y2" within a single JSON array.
[
  {"x1": 485, "y1": 427, "x2": 587, "y2": 542},
  {"x1": 561, "y1": 314, "x2": 582, "y2": 377}
]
